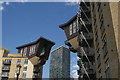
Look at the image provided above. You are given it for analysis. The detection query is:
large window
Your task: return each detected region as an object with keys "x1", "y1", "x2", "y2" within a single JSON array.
[
  {"x1": 73, "y1": 21, "x2": 76, "y2": 33},
  {"x1": 20, "y1": 48, "x2": 24, "y2": 54},
  {"x1": 17, "y1": 59, "x2": 21, "y2": 64},
  {"x1": 29, "y1": 45, "x2": 36, "y2": 56},
  {"x1": 105, "y1": 59, "x2": 110, "y2": 79},
  {"x1": 24, "y1": 59, "x2": 28, "y2": 64},
  {"x1": 69, "y1": 24, "x2": 72, "y2": 35},
  {"x1": 23, "y1": 66, "x2": 27, "y2": 71},
  {"x1": 23, "y1": 47, "x2": 27, "y2": 57}
]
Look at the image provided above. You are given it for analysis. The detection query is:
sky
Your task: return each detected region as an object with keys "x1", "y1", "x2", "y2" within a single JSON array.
[{"x1": 2, "y1": 2, "x2": 79, "y2": 78}]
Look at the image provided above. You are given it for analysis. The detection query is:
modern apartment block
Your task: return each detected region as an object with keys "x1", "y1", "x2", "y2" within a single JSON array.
[
  {"x1": 90, "y1": 2, "x2": 120, "y2": 79},
  {"x1": 49, "y1": 46, "x2": 70, "y2": 79},
  {"x1": 0, "y1": 37, "x2": 55, "y2": 80}
]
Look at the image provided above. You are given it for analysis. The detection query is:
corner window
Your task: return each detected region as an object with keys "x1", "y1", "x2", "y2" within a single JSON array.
[
  {"x1": 69, "y1": 24, "x2": 72, "y2": 35},
  {"x1": 40, "y1": 47, "x2": 45, "y2": 56}
]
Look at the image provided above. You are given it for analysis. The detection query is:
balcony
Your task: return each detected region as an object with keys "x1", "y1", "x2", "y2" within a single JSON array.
[
  {"x1": 80, "y1": 2, "x2": 90, "y2": 7},
  {"x1": 1, "y1": 73, "x2": 9, "y2": 77},
  {"x1": 79, "y1": 24, "x2": 92, "y2": 33},
  {"x1": 78, "y1": 39, "x2": 93, "y2": 47},
  {"x1": 2, "y1": 67, "x2": 10, "y2": 71},
  {"x1": 87, "y1": 69, "x2": 96, "y2": 78},
  {"x1": 81, "y1": 10, "x2": 91, "y2": 19}
]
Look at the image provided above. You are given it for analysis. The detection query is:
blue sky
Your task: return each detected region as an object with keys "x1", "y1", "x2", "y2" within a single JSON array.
[{"x1": 2, "y1": 2, "x2": 79, "y2": 78}]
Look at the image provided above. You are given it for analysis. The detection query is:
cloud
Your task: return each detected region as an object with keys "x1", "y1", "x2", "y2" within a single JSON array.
[
  {"x1": 73, "y1": 64, "x2": 79, "y2": 69},
  {"x1": 72, "y1": 70, "x2": 79, "y2": 78},
  {"x1": 0, "y1": 6, "x2": 4, "y2": 11},
  {"x1": 77, "y1": 56, "x2": 80, "y2": 60},
  {"x1": 6, "y1": 2, "x2": 10, "y2": 5},
  {"x1": 65, "y1": 0, "x2": 80, "y2": 6}
]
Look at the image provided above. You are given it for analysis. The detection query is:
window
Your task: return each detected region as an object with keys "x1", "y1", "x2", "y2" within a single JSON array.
[
  {"x1": 24, "y1": 59, "x2": 28, "y2": 64},
  {"x1": 23, "y1": 47, "x2": 27, "y2": 56},
  {"x1": 105, "y1": 59, "x2": 110, "y2": 79},
  {"x1": 95, "y1": 31, "x2": 99, "y2": 48},
  {"x1": 97, "y1": 55, "x2": 101, "y2": 67},
  {"x1": 97, "y1": 48, "x2": 100, "y2": 55},
  {"x1": 4, "y1": 59, "x2": 11, "y2": 62},
  {"x1": 98, "y1": 2, "x2": 102, "y2": 16},
  {"x1": 69, "y1": 24, "x2": 72, "y2": 35},
  {"x1": 20, "y1": 48, "x2": 24, "y2": 54},
  {"x1": 100, "y1": 20, "x2": 105, "y2": 35},
  {"x1": 22, "y1": 73, "x2": 26, "y2": 79},
  {"x1": 76, "y1": 19, "x2": 79, "y2": 32},
  {"x1": 102, "y1": 35, "x2": 107, "y2": 56},
  {"x1": 17, "y1": 59, "x2": 21, "y2": 64},
  {"x1": 23, "y1": 66, "x2": 27, "y2": 71},
  {"x1": 73, "y1": 21, "x2": 76, "y2": 33},
  {"x1": 29, "y1": 45, "x2": 36, "y2": 56},
  {"x1": 98, "y1": 69, "x2": 102, "y2": 80},
  {"x1": 40, "y1": 47, "x2": 45, "y2": 56}
]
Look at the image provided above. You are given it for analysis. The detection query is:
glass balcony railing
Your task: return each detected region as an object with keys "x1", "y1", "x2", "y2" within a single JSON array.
[
  {"x1": 1, "y1": 73, "x2": 9, "y2": 77},
  {"x1": 2, "y1": 67, "x2": 10, "y2": 71}
]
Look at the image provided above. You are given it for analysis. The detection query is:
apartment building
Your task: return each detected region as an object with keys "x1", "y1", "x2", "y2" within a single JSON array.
[
  {"x1": 49, "y1": 46, "x2": 70, "y2": 79},
  {"x1": 90, "y1": 2, "x2": 120, "y2": 79},
  {"x1": 0, "y1": 50, "x2": 34, "y2": 80},
  {"x1": 0, "y1": 37, "x2": 55, "y2": 80},
  {"x1": 59, "y1": 2, "x2": 96, "y2": 80}
]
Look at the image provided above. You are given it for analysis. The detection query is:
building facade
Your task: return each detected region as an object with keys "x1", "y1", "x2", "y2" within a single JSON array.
[
  {"x1": 49, "y1": 46, "x2": 70, "y2": 79},
  {"x1": 90, "y1": 2, "x2": 120, "y2": 79},
  {"x1": 0, "y1": 37, "x2": 55, "y2": 80},
  {"x1": 0, "y1": 49, "x2": 34, "y2": 80},
  {"x1": 59, "y1": 2, "x2": 96, "y2": 80}
]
